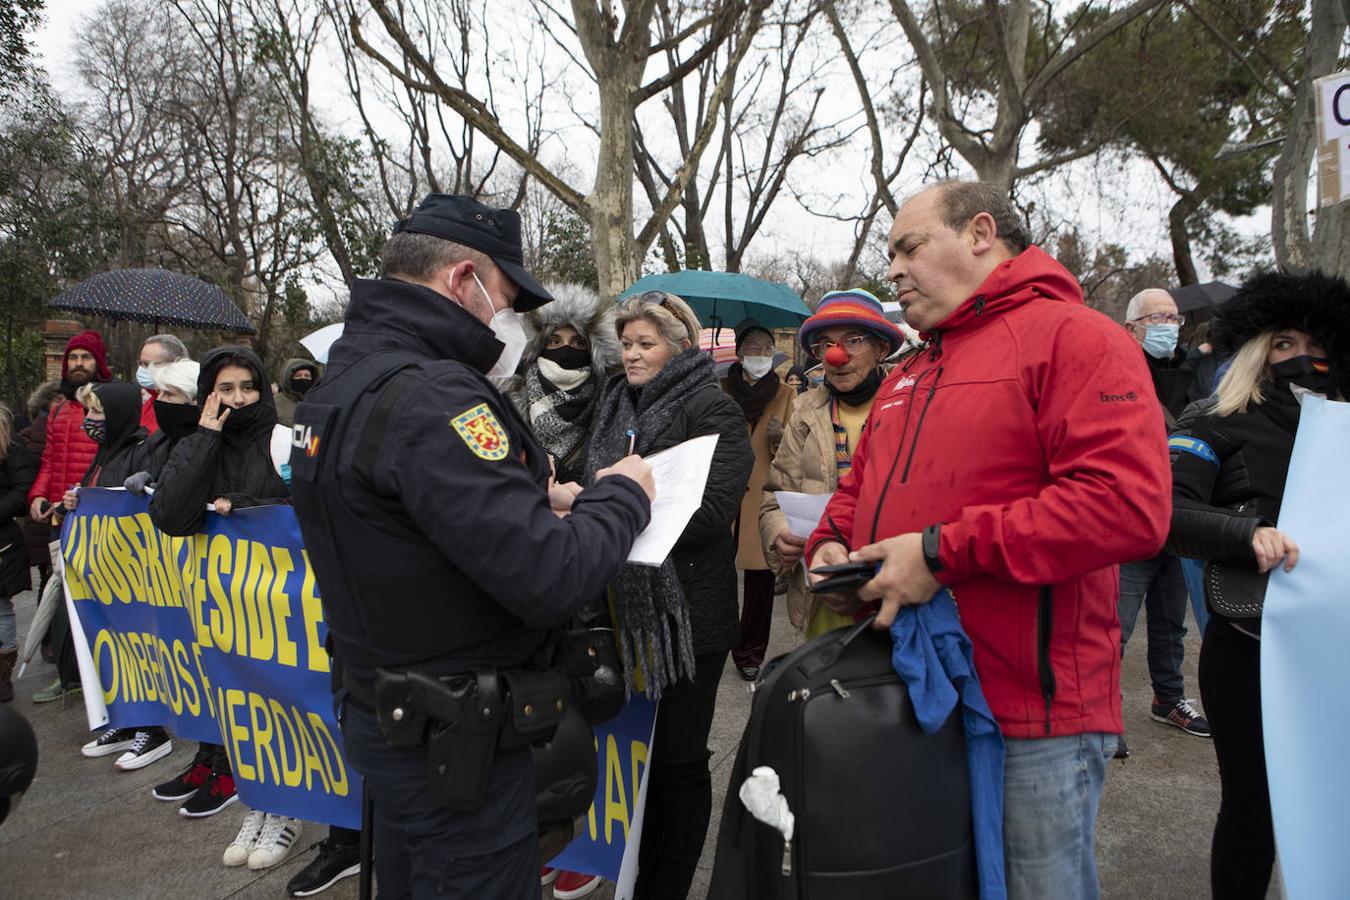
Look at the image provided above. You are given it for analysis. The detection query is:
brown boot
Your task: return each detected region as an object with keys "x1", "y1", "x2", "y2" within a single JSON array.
[{"x1": 0, "y1": 648, "x2": 16, "y2": 703}]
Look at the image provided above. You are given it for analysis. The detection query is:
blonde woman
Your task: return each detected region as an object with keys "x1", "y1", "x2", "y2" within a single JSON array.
[{"x1": 1165, "y1": 270, "x2": 1348, "y2": 900}]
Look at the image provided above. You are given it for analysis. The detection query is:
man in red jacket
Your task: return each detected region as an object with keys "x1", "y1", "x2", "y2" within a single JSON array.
[{"x1": 807, "y1": 182, "x2": 1170, "y2": 899}]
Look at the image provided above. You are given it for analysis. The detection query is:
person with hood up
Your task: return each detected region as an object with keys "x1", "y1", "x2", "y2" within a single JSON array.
[
  {"x1": 37, "y1": 382, "x2": 147, "y2": 705},
  {"x1": 805, "y1": 181, "x2": 1171, "y2": 899},
  {"x1": 0, "y1": 403, "x2": 38, "y2": 703},
  {"x1": 720, "y1": 320, "x2": 796, "y2": 682},
  {"x1": 77, "y1": 360, "x2": 205, "y2": 773},
  {"x1": 27, "y1": 330, "x2": 110, "y2": 529},
  {"x1": 148, "y1": 346, "x2": 303, "y2": 871},
  {"x1": 274, "y1": 358, "x2": 322, "y2": 428},
  {"x1": 758, "y1": 289, "x2": 905, "y2": 641},
  {"x1": 1164, "y1": 270, "x2": 1350, "y2": 900},
  {"x1": 504, "y1": 282, "x2": 620, "y2": 487}
]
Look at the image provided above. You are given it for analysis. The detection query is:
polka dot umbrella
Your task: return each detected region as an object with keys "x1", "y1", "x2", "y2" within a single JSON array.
[{"x1": 48, "y1": 268, "x2": 255, "y2": 332}]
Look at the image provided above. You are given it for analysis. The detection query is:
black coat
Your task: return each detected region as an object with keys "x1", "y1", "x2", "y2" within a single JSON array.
[
  {"x1": 1, "y1": 440, "x2": 39, "y2": 596},
  {"x1": 634, "y1": 380, "x2": 753, "y2": 656},
  {"x1": 1165, "y1": 387, "x2": 1300, "y2": 634},
  {"x1": 150, "y1": 347, "x2": 288, "y2": 536}
]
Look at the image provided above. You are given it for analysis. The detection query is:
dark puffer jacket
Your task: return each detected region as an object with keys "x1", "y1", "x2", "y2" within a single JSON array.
[
  {"x1": 632, "y1": 379, "x2": 751, "y2": 656},
  {"x1": 150, "y1": 347, "x2": 288, "y2": 536},
  {"x1": 0, "y1": 440, "x2": 39, "y2": 596}
]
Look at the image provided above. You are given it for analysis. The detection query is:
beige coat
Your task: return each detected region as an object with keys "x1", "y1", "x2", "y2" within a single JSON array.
[
  {"x1": 722, "y1": 376, "x2": 797, "y2": 571},
  {"x1": 757, "y1": 385, "x2": 839, "y2": 632},
  {"x1": 757, "y1": 366, "x2": 894, "y2": 633}
]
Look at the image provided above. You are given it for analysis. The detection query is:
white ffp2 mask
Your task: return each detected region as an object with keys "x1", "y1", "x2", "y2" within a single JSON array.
[{"x1": 470, "y1": 272, "x2": 527, "y2": 378}]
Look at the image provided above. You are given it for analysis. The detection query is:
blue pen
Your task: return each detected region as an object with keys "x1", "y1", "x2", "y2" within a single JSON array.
[{"x1": 626, "y1": 429, "x2": 636, "y2": 455}]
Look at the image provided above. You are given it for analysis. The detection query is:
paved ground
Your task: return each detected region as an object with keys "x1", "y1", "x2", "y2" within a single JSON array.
[{"x1": 1, "y1": 579, "x2": 1262, "y2": 899}]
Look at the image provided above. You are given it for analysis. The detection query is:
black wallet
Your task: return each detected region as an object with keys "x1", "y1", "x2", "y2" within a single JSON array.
[{"x1": 807, "y1": 560, "x2": 880, "y2": 594}]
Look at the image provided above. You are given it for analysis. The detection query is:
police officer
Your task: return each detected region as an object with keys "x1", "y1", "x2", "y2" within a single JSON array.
[{"x1": 289, "y1": 194, "x2": 655, "y2": 899}]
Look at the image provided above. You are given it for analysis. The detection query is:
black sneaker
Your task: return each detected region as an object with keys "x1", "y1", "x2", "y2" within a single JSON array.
[
  {"x1": 81, "y1": 727, "x2": 137, "y2": 758},
  {"x1": 179, "y1": 768, "x2": 238, "y2": 817},
  {"x1": 154, "y1": 744, "x2": 215, "y2": 801},
  {"x1": 1151, "y1": 696, "x2": 1212, "y2": 737},
  {"x1": 287, "y1": 837, "x2": 361, "y2": 896},
  {"x1": 115, "y1": 728, "x2": 173, "y2": 771}
]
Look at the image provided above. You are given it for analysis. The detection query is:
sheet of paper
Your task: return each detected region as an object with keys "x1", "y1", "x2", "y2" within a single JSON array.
[
  {"x1": 773, "y1": 490, "x2": 831, "y2": 539},
  {"x1": 627, "y1": 434, "x2": 719, "y2": 567},
  {"x1": 1260, "y1": 394, "x2": 1350, "y2": 898}
]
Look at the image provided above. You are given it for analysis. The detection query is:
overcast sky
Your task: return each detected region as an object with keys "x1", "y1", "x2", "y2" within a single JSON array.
[{"x1": 30, "y1": 0, "x2": 1275, "y2": 293}]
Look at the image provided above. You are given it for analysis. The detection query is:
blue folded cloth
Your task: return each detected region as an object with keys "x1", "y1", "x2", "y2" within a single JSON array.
[{"x1": 891, "y1": 588, "x2": 1006, "y2": 900}]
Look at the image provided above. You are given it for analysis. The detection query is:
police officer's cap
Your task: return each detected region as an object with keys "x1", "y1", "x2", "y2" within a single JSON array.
[{"x1": 394, "y1": 194, "x2": 555, "y2": 311}]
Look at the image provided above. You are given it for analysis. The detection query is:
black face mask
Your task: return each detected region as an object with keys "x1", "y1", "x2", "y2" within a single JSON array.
[
  {"x1": 540, "y1": 345, "x2": 591, "y2": 371},
  {"x1": 1271, "y1": 355, "x2": 1334, "y2": 395},
  {"x1": 826, "y1": 367, "x2": 884, "y2": 406},
  {"x1": 222, "y1": 400, "x2": 263, "y2": 432},
  {"x1": 289, "y1": 376, "x2": 314, "y2": 396},
  {"x1": 154, "y1": 400, "x2": 201, "y2": 441}
]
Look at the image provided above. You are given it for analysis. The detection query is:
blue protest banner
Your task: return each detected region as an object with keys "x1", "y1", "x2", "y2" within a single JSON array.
[
  {"x1": 549, "y1": 696, "x2": 658, "y2": 892},
  {"x1": 61, "y1": 488, "x2": 360, "y2": 829},
  {"x1": 1261, "y1": 395, "x2": 1350, "y2": 900}
]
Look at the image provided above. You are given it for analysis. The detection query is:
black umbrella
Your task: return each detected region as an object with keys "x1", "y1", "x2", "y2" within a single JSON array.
[
  {"x1": 48, "y1": 268, "x2": 255, "y2": 332},
  {"x1": 1171, "y1": 281, "x2": 1237, "y2": 324}
]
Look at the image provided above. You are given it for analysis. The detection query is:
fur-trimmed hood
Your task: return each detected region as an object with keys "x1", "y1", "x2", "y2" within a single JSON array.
[
  {"x1": 1211, "y1": 270, "x2": 1350, "y2": 396},
  {"x1": 503, "y1": 282, "x2": 621, "y2": 406}
]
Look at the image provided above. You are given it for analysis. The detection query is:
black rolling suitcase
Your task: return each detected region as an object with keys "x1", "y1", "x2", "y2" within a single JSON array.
[{"x1": 708, "y1": 616, "x2": 978, "y2": 900}]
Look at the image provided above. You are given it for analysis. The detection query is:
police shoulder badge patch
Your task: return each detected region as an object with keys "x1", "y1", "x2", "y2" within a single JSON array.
[{"x1": 451, "y1": 403, "x2": 510, "y2": 461}]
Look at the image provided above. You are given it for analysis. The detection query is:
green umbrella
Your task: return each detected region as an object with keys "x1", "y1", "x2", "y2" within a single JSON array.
[{"x1": 617, "y1": 271, "x2": 811, "y2": 329}]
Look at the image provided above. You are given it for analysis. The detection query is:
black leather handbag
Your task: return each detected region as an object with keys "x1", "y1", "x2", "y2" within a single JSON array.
[
  {"x1": 708, "y1": 616, "x2": 977, "y2": 900},
  {"x1": 1205, "y1": 562, "x2": 1270, "y2": 619}
]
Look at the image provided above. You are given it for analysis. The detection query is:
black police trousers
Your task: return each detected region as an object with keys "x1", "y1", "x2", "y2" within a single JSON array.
[{"x1": 340, "y1": 703, "x2": 537, "y2": 899}]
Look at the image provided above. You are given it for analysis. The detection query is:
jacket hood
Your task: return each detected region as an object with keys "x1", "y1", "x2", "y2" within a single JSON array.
[
  {"x1": 335, "y1": 278, "x2": 504, "y2": 376},
  {"x1": 89, "y1": 381, "x2": 146, "y2": 466},
  {"x1": 1211, "y1": 270, "x2": 1350, "y2": 397},
  {"x1": 196, "y1": 345, "x2": 279, "y2": 440},
  {"x1": 929, "y1": 245, "x2": 1084, "y2": 336},
  {"x1": 518, "y1": 282, "x2": 621, "y2": 380},
  {"x1": 279, "y1": 357, "x2": 322, "y2": 400}
]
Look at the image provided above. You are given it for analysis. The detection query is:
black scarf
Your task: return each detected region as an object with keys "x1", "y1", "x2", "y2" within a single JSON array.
[
  {"x1": 585, "y1": 349, "x2": 713, "y2": 698},
  {"x1": 724, "y1": 362, "x2": 781, "y2": 427},
  {"x1": 826, "y1": 367, "x2": 884, "y2": 406},
  {"x1": 524, "y1": 364, "x2": 597, "y2": 466}
]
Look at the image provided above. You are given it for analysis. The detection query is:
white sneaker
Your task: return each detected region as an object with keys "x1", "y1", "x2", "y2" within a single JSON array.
[
  {"x1": 81, "y1": 727, "x2": 136, "y2": 758},
  {"x1": 248, "y1": 814, "x2": 302, "y2": 870},
  {"x1": 113, "y1": 730, "x2": 173, "y2": 771},
  {"x1": 223, "y1": 809, "x2": 267, "y2": 866}
]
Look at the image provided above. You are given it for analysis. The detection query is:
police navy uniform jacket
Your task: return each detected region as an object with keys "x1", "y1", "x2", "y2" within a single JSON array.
[{"x1": 308, "y1": 278, "x2": 652, "y2": 680}]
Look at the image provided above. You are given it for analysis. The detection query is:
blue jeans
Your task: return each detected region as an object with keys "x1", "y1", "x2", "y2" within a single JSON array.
[
  {"x1": 0, "y1": 594, "x2": 15, "y2": 650},
  {"x1": 1004, "y1": 733, "x2": 1116, "y2": 900},
  {"x1": 1117, "y1": 553, "x2": 1187, "y2": 705},
  {"x1": 1178, "y1": 558, "x2": 1211, "y2": 635}
]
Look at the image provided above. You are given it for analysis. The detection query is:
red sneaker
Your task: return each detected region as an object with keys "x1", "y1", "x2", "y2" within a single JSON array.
[{"x1": 553, "y1": 870, "x2": 603, "y2": 899}]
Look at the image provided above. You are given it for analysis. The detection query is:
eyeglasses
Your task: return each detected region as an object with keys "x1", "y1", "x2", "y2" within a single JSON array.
[
  {"x1": 809, "y1": 335, "x2": 874, "y2": 358},
  {"x1": 1131, "y1": 313, "x2": 1185, "y2": 326},
  {"x1": 638, "y1": 290, "x2": 680, "y2": 318}
]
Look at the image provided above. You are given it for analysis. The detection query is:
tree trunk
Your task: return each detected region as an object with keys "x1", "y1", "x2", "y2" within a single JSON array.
[
  {"x1": 589, "y1": 77, "x2": 643, "y2": 298},
  {"x1": 1271, "y1": 0, "x2": 1347, "y2": 273},
  {"x1": 1168, "y1": 193, "x2": 1200, "y2": 287}
]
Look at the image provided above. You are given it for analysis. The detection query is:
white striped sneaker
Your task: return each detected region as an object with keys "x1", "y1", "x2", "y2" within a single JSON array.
[
  {"x1": 248, "y1": 814, "x2": 303, "y2": 870},
  {"x1": 223, "y1": 809, "x2": 267, "y2": 866}
]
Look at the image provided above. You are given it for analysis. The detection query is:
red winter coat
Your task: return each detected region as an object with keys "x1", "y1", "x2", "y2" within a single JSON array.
[
  {"x1": 28, "y1": 397, "x2": 100, "y2": 506},
  {"x1": 808, "y1": 246, "x2": 1170, "y2": 739}
]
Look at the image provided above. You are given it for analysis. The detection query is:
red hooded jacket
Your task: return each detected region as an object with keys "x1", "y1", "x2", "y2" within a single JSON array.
[
  {"x1": 28, "y1": 397, "x2": 99, "y2": 506},
  {"x1": 808, "y1": 246, "x2": 1170, "y2": 739}
]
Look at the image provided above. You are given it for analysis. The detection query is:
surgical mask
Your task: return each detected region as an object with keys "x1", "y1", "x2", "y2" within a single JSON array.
[
  {"x1": 742, "y1": 356, "x2": 774, "y2": 380},
  {"x1": 472, "y1": 272, "x2": 527, "y2": 378},
  {"x1": 82, "y1": 417, "x2": 107, "y2": 443},
  {"x1": 136, "y1": 366, "x2": 156, "y2": 390},
  {"x1": 1141, "y1": 324, "x2": 1179, "y2": 359},
  {"x1": 1271, "y1": 356, "x2": 1334, "y2": 396}
]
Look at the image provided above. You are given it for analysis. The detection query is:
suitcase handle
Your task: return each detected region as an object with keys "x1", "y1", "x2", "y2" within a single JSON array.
[{"x1": 799, "y1": 612, "x2": 879, "y2": 677}]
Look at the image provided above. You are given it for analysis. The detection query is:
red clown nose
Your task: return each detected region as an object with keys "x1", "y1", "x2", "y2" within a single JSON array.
[{"x1": 824, "y1": 345, "x2": 851, "y2": 368}]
